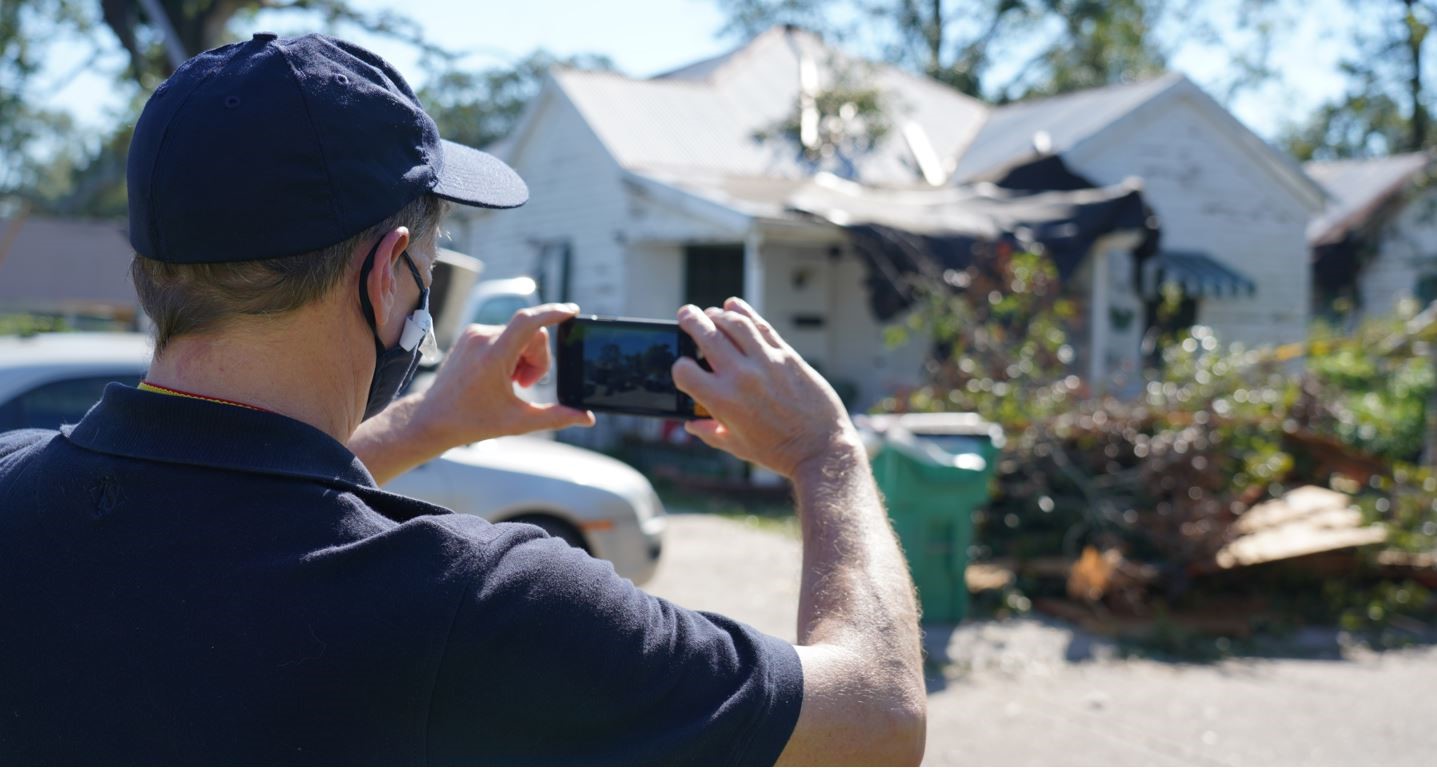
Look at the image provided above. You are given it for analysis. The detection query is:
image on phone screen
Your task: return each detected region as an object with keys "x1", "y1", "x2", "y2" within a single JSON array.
[{"x1": 557, "y1": 316, "x2": 703, "y2": 419}]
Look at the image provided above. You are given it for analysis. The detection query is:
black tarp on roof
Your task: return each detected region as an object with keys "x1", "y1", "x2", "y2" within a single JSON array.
[{"x1": 788, "y1": 155, "x2": 1159, "y2": 321}]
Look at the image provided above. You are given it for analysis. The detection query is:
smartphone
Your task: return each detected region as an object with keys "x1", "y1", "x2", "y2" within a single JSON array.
[{"x1": 557, "y1": 315, "x2": 709, "y2": 419}]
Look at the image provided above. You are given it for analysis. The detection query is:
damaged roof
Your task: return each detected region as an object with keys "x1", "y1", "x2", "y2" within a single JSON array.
[
  {"x1": 1305, "y1": 152, "x2": 1432, "y2": 245},
  {"x1": 546, "y1": 26, "x2": 989, "y2": 185},
  {"x1": 520, "y1": 25, "x2": 1322, "y2": 223}
]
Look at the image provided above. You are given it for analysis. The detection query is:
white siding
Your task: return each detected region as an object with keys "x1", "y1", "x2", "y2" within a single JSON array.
[
  {"x1": 1072, "y1": 95, "x2": 1313, "y2": 349},
  {"x1": 625, "y1": 243, "x2": 685, "y2": 318},
  {"x1": 456, "y1": 90, "x2": 631, "y2": 316},
  {"x1": 826, "y1": 251, "x2": 929, "y2": 410},
  {"x1": 759, "y1": 243, "x2": 834, "y2": 369},
  {"x1": 1360, "y1": 190, "x2": 1437, "y2": 317}
]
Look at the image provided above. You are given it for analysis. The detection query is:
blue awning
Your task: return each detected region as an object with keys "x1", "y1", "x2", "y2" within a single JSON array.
[{"x1": 1142, "y1": 251, "x2": 1256, "y2": 299}]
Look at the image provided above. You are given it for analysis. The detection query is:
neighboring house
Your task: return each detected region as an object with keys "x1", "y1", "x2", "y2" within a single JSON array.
[
  {"x1": 0, "y1": 214, "x2": 140, "y2": 327},
  {"x1": 1306, "y1": 152, "x2": 1435, "y2": 320},
  {"x1": 456, "y1": 26, "x2": 1324, "y2": 424}
]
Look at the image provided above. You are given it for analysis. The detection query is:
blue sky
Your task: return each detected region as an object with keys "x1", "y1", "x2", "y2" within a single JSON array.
[{"x1": 42, "y1": 0, "x2": 1358, "y2": 146}]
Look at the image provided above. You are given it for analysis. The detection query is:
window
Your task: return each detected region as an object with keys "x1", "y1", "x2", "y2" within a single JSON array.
[
  {"x1": 0, "y1": 374, "x2": 141, "y2": 432},
  {"x1": 684, "y1": 244, "x2": 745, "y2": 310},
  {"x1": 535, "y1": 241, "x2": 573, "y2": 305}
]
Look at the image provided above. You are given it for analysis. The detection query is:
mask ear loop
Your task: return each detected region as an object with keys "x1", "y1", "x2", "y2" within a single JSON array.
[
  {"x1": 396, "y1": 251, "x2": 434, "y2": 354},
  {"x1": 358, "y1": 243, "x2": 433, "y2": 355},
  {"x1": 357, "y1": 238, "x2": 387, "y2": 361}
]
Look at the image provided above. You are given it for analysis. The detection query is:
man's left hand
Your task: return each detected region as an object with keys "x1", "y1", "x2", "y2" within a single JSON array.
[
  {"x1": 415, "y1": 303, "x2": 595, "y2": 446},
  {"x1": 350, "y1": 303, "x2": 593, "y2": 485}
]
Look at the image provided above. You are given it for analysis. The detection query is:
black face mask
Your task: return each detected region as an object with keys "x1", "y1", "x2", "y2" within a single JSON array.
[{"x1": 358, "y1": 240, "x2": 433, "y2": 421}]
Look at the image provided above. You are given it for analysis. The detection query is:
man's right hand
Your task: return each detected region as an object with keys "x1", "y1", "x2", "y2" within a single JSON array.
[
  {"x1": 675, "y1": 297, "x2": 927, "y2": 764},
  {"x1": 671, "y1": 298, "x2": 861, "y2": 479}
]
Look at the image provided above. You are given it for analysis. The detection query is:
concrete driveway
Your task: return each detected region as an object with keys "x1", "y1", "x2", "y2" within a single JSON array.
[{"x1": 644, "y1": 513, "x2": 1437, "y2": 766}]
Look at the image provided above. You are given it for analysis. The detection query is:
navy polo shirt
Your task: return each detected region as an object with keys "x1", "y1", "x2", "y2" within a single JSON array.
[{"x1": 0, "y1": 385, "x2": 802, "y2": 764}]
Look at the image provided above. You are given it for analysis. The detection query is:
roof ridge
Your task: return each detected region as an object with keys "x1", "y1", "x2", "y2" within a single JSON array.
[
  {"x1": 554, "y1": 66, "x2": 714, "y2": 92},
  {"x1": 649, "y1": 26, "x2": 807, "y2": 84},
  {"x1": 648, "y1": 38, "x2": 749, "y2": 81},
  {"x1": 990, "y1": 71, "x2": 1184, "y2": 115},
  {"x1": 1304, "y1": 150, "x2": 1433, "y2": 171}
]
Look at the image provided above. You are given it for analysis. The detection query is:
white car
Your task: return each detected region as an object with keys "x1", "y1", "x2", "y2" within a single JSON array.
[{"x1": 0, "y1": 333, "x2": 665, "y2": 583}]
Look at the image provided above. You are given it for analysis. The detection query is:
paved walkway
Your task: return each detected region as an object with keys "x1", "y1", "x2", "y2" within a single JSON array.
[{"x1": 644, "y1": 513, "x2": 1437, "y2": 765}]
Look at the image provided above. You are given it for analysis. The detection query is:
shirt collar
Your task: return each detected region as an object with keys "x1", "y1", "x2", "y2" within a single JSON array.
[{"x1": 63, "y1": 383, "x2": 377, "y2": 489}]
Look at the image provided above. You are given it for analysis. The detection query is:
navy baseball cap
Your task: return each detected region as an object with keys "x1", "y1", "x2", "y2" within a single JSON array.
[{"x1": 127, "y1": 33, "x2": 528, "y2": 264}]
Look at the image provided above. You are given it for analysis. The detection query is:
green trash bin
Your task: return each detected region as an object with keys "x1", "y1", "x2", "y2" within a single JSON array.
[{"x1": 859, "y1": 413, "x2": 1003, "y2": 624}]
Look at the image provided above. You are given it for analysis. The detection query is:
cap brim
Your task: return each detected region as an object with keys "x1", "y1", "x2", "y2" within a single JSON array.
[{"x1": 431, "y1": 139, "x2": 529, "y2": 209}]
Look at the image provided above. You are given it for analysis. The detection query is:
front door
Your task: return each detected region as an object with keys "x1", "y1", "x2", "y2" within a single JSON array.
[{"x1": 765, "y1": 247, "x2": 832, "y2": 372}]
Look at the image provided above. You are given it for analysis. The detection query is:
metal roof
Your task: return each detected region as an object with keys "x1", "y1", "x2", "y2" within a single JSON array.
[
  {"x1": 948, "y1": 74, "x2": 1185, "y2": 182},
  {"x1": 627, "y1": 169, "x2": 810, "y2": 223},
  {"x1": 551, "y1": 27, "x2": 989, "y2": 186},
  {"x1": 1304, "y1": 152, "x2": 1431, "y2": 244}
]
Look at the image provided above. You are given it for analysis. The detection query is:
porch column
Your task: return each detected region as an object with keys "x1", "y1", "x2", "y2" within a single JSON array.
[
  {"x1": 743, "y1": 229, "x2": 765, "y2": 313},
  {"x1": 1089, "y1": 250, "x2": 1110, "y2": 389}
]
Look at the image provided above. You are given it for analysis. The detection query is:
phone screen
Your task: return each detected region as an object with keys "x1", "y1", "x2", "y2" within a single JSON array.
[{"x1": 557, "y1": 316, "x2": 703, "y2": 419}]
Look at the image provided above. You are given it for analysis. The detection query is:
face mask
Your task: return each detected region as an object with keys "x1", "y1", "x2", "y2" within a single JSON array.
[{"x1": 358, "y1": 239, "x2": 435, "y2": 421}]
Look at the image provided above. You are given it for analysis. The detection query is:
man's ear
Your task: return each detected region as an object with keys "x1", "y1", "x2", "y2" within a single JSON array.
[{"x1": 360, "y1": 226, "x2": 412, "y2": 334}]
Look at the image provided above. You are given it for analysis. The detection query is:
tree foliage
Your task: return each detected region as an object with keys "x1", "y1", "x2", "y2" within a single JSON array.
[
  {"x1": 94, "y1": 0, "x2": 457, "y2": 89},
  {"x1": 1282, "y1": 0, "x2": 1437, "y2": 160},
  {"x1": 0, "y1": 0, "x2": 612, "y2": 217},
  {"x1": 1013, "y1": 0, "x2": 1168, "y2": 99},
  {"x1": 714, "y1": 0, "x2": 1249, "y2": 101},
  {"x1": 417, "y1": 51, "x2": 615, "y2": 151},
  {"x1": 884, "y1": 251, "x2": 1437, "y2": 635},
  {"x1": 0, "y1": 0, "x2": 104, "y2": 209}
]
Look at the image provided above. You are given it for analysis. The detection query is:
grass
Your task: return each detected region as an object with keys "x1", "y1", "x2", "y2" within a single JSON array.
[
  {"x1": 651, "y1": 478, "x2": 800, "y2": 538},
  {"x1": 0, "y1": 313, "x2": 69, "y2": 336}
]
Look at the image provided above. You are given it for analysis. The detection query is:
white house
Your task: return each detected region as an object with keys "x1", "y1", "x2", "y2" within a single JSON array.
[
  {"x1": 453, "y1": 27, "x2": 1325, "y2": 420},
  {"x1": 1306, "y1": 152, "x2": 1435, "y2": 320},
  {"x1": 951, "y1": 73, "x2": 1325, "y2": 354}
]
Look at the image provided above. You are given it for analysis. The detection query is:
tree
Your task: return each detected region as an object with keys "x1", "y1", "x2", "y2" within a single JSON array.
[
  {"x1": 1, "y1": 0, "x2": 456, "y2": 213},
  {"x1": 719, "y1": 0, "x2": 834, "y2": 39},
  {"x1": 716, "y1": 0, "x2": 1033, "y2": 97},
  {"x1": 1283, "y1": 0, "x2": 1436, "y2": 160},
  {"x1": 872, "y1": 0, "x2": 1029, "y2": 97},
  {"x1": 1, "y1": 1, "x2": 611, "y2": 217},
  {"x1": 715, "y1": 0, "x2": 1181, "y2": 99},
  {"x1": 0, "y1": 0, "x2": 102, "y2": 211},
  {"x1": 1006, "y1": 0, "x2": 1168, "y2": 100},
  {"x1": 96, "y1": 0, "x2": 455, "y2": 89},
  {"x1": 418, "y1": 51, "x2": 615, "y2": 151}
]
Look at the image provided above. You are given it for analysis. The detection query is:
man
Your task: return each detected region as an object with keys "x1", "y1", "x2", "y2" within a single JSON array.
[{"x1": 0, "y1": 34, "x2": 924, "y2": 764}]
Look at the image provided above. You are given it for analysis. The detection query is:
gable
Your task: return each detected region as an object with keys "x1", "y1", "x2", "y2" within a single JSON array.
[
  {"x1": 1306, "y1": 152, "x2": 1431, "y2": 244},
  {"x1": 949, "y1": 75, "x2": 1324, "y2": 216},
  {"x1": 1063, "y1": 94, "x2": 1312, "y2": 251},
  {"x1": 1065, "y1": 83, "x2": 1325, "y2": 215},
  {"x1": 951, "y1": 75, "x2": 1182, "y2": 182},
  {"x1": 497, "y1": 79, "x2": 618, "y2": 182}
]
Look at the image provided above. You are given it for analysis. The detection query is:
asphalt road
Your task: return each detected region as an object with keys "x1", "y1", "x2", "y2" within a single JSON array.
[{"x1": 643, "y1": 512, "x2": 1437, "y2": 766}]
